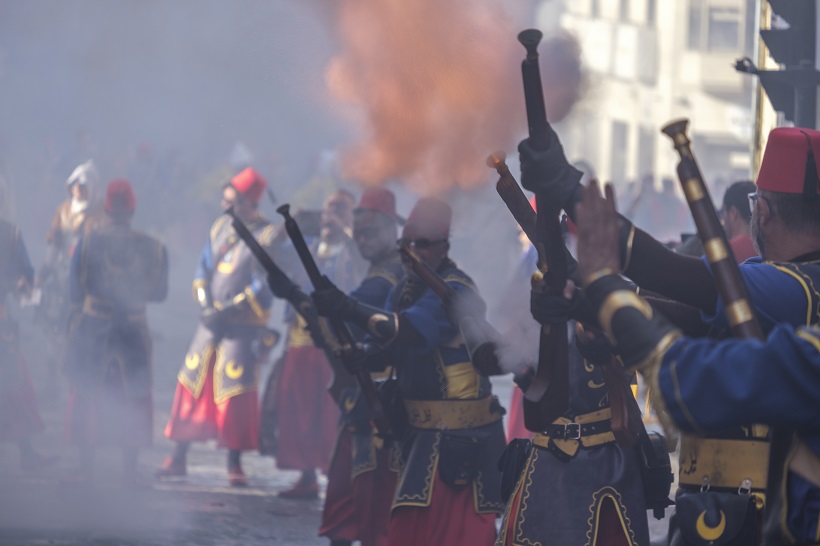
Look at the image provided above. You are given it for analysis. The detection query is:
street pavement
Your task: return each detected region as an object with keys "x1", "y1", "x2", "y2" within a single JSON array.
[{"x1": 0, "y1": 257, "x2": 675, "y2": 545}]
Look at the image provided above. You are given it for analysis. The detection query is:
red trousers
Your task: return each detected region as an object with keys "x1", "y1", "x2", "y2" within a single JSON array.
[
  {"x1": 387, "y1": 472, "x2": 497, "y2": 546},
  {"x1": 320, "y1": 427, "x2": 396, "y2": 546},
  {"x1": 274, "y1": 345, "x2": 339, "y2": 472},
  {"x1": 164, "y1": 355, "x2": 259, "y2": 451}
]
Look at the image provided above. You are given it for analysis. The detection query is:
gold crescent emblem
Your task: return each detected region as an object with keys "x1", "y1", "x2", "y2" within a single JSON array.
[
  {"x1": 185, "y1": 353, "x2": 200, "y2": 370},
  {"x1": 344, "y1": 396, "x2": 356, "y2": 413},
  {"x1": 225, "y1": 360, "x2": 244, "y2": 380},
  {"x1": 696, "y1": 510, "x2": 726, "y2": 541}
]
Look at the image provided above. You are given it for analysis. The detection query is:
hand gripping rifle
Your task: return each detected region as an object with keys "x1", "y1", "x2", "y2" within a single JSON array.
[
  {"x1": 511, "y1": 29, "x2": 570, "y2": 431},
  {"x1": 276, "y1": 204, "x2": 394, "y2": 439},
  {"x1": 224, "y1": 208, "x2": 357, "y2": 406}
]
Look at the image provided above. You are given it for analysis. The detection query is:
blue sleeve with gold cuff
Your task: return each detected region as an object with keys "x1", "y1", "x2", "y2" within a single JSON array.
[{"x1": 658, "y1": 323, "x2": 820, "y2": 432}]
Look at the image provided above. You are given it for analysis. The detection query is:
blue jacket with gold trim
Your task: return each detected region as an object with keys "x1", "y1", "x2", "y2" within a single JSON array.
[
  {"x1": 659, "y1": 324, "x2": 820, "y2": 545},
  {"x1": 688, "y1": 255, "x2": 820, "y2": 544},
  {"x1": 381, "y1": 258, "x2": 506, "y2": 514}
]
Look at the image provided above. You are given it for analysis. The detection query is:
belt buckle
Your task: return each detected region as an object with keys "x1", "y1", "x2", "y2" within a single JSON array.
[{"x1": 564, "y1": 422, "x2": 581, "y2": 440}]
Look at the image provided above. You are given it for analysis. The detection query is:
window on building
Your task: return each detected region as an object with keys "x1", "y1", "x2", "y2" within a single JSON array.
[
  {"x1": 647, "y1": 0, "x2": 656, "y2": 27},
  {"x1": 688, "y1": 0, "x2": 743, "y2": 52},
  {"x1": 610, "y1": 121, "x2": 629, "y2": 186},
  {"x1": 637, "y1": 126, "x2": 655, "y2": 179},
  {"x1": 707, "y1": 6, "x2": 741, "y2": 51},
  {"x1": 687, "y1": 0, "x2": 704, "y2": 49},
  {"x1": 620, "y1": 0, "x2": 630, "y2": 22}
]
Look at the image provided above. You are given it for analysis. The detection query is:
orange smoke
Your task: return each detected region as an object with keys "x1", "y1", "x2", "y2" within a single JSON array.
[{"x1": 326, "y1": 0, "x2": 525, "y2": 195}]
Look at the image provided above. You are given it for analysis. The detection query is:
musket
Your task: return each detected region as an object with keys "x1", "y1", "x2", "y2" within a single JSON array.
[
  {"x1": 515, "y1": 28, "x2": 570, "y2": 431},
  {"x1": 661, "y1": 119, "x2": 764, "y2": 341},
  {"x1": 276, "y1": 204, "x2": 395, "y2": 439},
  {"x1": 661, "y1": 120, "x2": 770, "y2": 509},
  {"x1": 224, "y1": 208, "x2": 356, "y2": 405},
  {"x1": 487, "y1": 151, "x2": 537, "y2": 244}
]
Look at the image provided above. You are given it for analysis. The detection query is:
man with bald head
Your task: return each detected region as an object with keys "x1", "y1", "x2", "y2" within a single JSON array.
[{"x1": 313, "y1": 196, "x2": 506, "y2": 545}]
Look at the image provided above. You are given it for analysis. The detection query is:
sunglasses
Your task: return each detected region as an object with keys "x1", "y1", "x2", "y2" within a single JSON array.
[
  {"x1": 396, "y1": 238, "x2": 447, "y2": 250},
  {"x1": 747, "y1": 192, "x2": 775, "y2": 215}
]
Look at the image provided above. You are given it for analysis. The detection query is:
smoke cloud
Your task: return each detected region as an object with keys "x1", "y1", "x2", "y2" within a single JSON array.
[{"x1": 326, "y1": 0, "x2": 526, "y2": 195}]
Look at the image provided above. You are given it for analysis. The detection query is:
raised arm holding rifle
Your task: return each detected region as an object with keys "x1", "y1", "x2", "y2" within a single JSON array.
[
  {"x1": 524, "y1": 110, "x2": 820, "y2": 544},
  {"x1": 492, "y1": 29, "x2": 656, "y2": 546}
]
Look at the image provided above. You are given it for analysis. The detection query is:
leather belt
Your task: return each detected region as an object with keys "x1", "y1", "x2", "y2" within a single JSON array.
[
  {"x1": 404, "y1": 396, "x2": 503, "y2": 430},
  {"x1": 531, "y1": 408, "x2": 616, "y2": 461}
]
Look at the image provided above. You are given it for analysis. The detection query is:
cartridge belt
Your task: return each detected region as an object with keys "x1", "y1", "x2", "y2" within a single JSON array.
[
  {"x1": 678, "y1": 436, "x2": 770, "y2": 493},
  {"x1": 403, "y1": 396, "x2": 503, "y2": 430}
]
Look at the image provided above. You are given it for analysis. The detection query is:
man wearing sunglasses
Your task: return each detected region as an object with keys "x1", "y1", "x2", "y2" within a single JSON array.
[
  {"x1": 521, "y1": 126, "x2": 820, "y2": 545},
  {"x1": 313, "y1": 197, "x2": 506, "y2": 546}
]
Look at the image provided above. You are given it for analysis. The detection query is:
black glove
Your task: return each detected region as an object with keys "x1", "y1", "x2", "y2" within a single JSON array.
[
  {"x1": 518, "y1": 130, "x2": 584, "y2": 213},
  {"x1": 311, "y1": 277, "x2": 355, "y2": 319},
  {"x1": 200, "y1": 304, "x2": 242, "y2": 333},
  {"x1": 575, "y1": 326, "x2": 615, "y2": 365},
  {"x1": 200, "y1": 306, "x2": 224, "y2": 332},
  {"x1": 530, "y1": 286, "x2": 575, "y2": 325}
]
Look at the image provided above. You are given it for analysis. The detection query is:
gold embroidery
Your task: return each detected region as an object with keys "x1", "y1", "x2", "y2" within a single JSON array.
[
  {"x1": 393, "y1": 433, "x2": 440, "y2": 509},
  {"x1": 584, "y1": 487, "x2": 637, "y2": 546}
]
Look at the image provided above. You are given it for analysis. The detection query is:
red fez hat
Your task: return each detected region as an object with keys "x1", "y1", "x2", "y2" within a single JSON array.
[
  {"x1": 230, "y1": 167, "x2": 267, "y2": 204},
  {"x1": 757, "y1": 127, "x2": 820, "y2": 199},
  {"x1": 104, "y1": 179, "x2": 136, "y2": 217},
  {"x1": 404, "y1": 197, "x2": 451, "y2": 240},
  {"x1": 355, "y1": 188, "x2": 401, "y2": 223}
]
